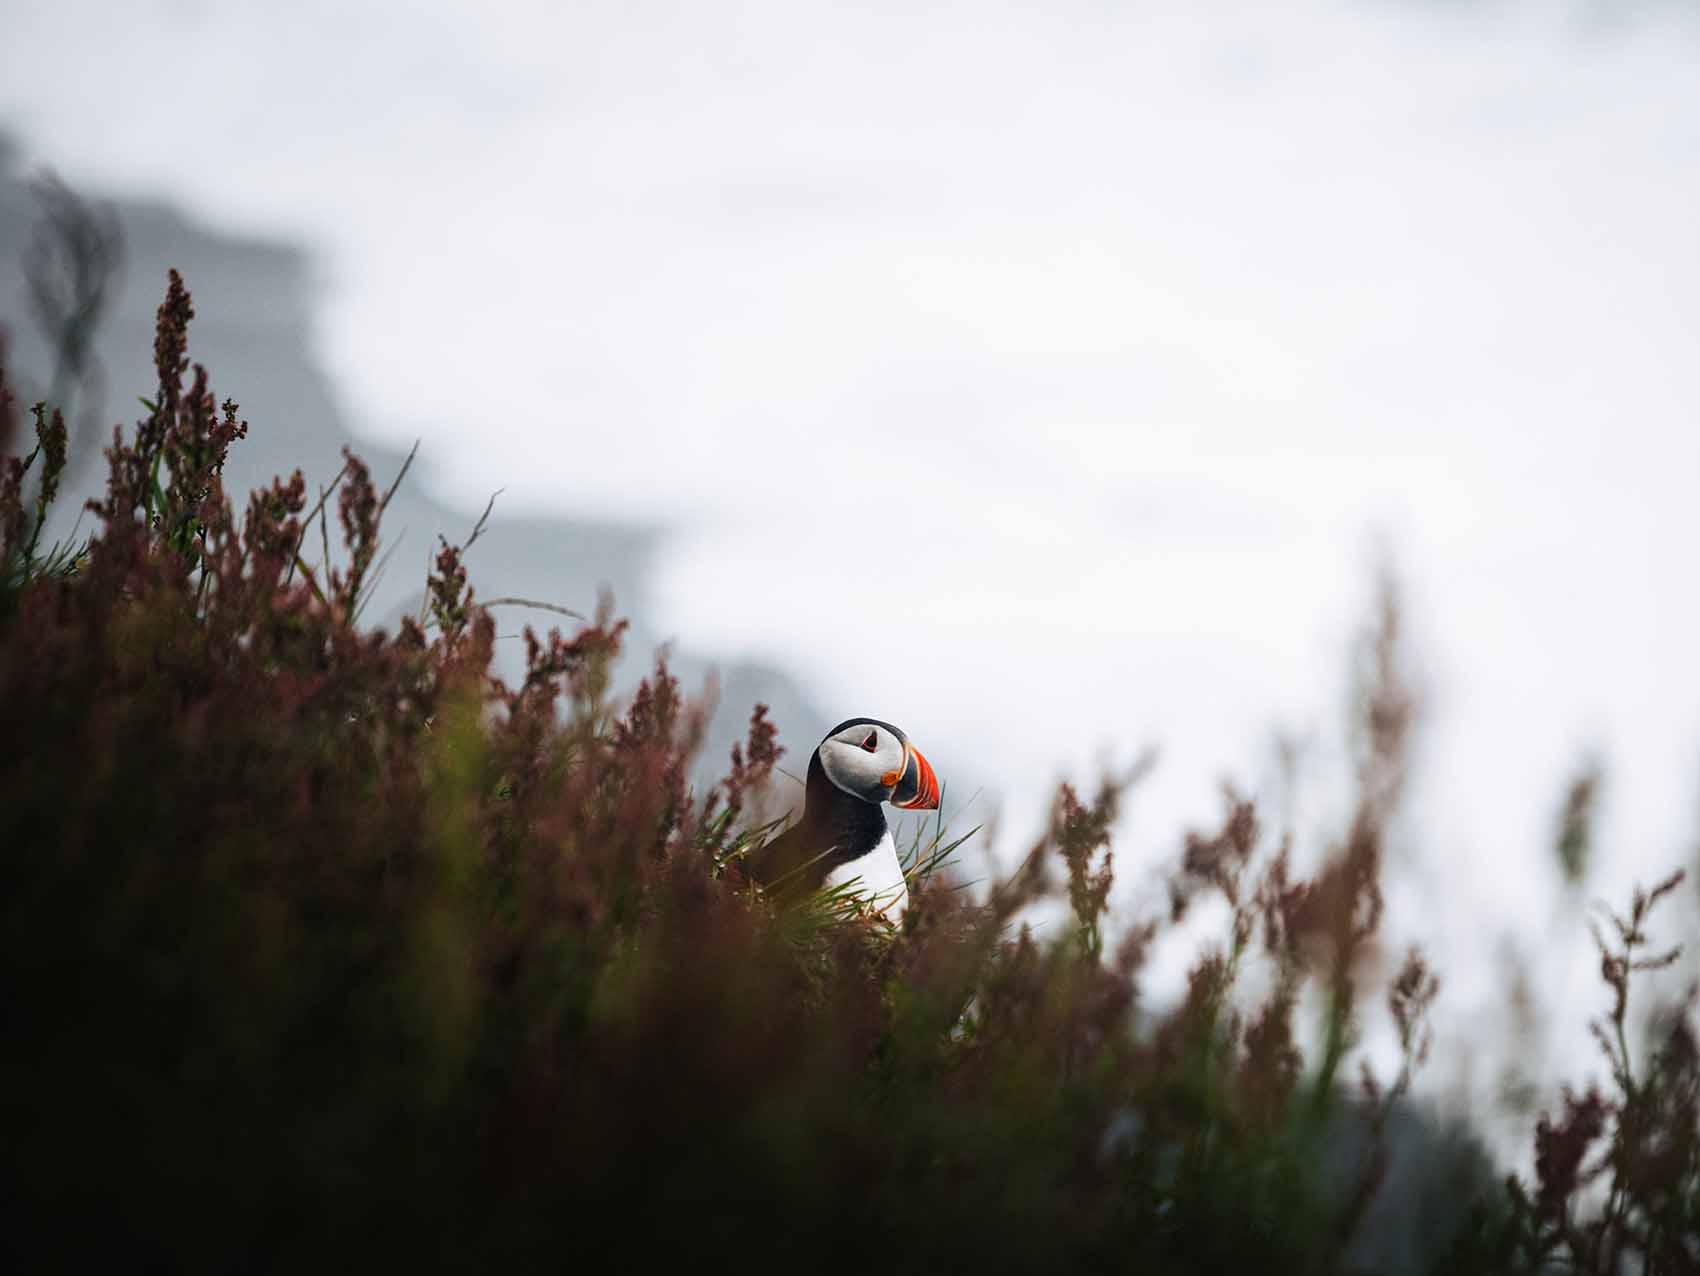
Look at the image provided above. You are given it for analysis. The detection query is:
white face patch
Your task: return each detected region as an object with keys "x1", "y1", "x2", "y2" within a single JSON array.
[{"x1": 817, "y1": 721, "x2": 908, "y2": 804}]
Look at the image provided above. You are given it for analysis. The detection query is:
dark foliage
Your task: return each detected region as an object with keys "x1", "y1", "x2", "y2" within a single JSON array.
[{"x1": 2, "y1": 268, "x2": 1696, "y2": 1273}]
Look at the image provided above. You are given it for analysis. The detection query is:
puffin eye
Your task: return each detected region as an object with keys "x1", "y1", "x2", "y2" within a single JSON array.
[{"x1": 860, "y1": 730, "x2": 879, "y2": 752}]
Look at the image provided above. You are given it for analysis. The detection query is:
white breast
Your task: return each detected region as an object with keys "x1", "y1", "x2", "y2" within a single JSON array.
[{"x1": 822, "y1": 828, "x2": 909, "y2": 920}]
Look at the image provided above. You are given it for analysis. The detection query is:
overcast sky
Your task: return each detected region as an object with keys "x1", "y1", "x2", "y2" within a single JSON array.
[{"x1": 5, "y1": 0, "x2": 1700, "y2": 1121}]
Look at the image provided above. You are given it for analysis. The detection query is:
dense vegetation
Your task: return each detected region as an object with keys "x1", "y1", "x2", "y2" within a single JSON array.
[{"x1": 3, "y1": 257, "x2": 1696, "y2": 1271}]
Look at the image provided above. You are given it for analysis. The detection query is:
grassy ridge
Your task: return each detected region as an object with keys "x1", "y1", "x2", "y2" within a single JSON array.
[{"x1": 2, "y1": 267, "x2": 1696, "y2": 1273}]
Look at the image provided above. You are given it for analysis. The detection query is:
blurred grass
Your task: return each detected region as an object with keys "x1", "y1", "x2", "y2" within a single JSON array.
[{"x1": 1, "y1": 209, "x2": 1696, "y2": 1272}]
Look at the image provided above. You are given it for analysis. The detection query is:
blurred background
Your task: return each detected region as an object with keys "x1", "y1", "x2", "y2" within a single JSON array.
[{"x1": 3, "y1": 0, "x2": 1698, "y2": 1148}]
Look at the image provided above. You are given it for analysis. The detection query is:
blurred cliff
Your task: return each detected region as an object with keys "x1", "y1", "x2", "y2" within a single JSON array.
[{"x1": 0, "y1": 134, "x2": 824, "y2": 780}]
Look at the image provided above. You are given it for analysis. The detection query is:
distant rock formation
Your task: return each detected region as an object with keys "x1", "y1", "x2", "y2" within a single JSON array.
[{"x1": 0, "y1": 136, "x2": 824, "y2": 789}]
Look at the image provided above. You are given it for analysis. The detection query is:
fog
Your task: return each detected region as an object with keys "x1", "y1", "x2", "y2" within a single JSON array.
[{"x1": 5, "y1": 0, "x2": 1700, "y2": 1123}]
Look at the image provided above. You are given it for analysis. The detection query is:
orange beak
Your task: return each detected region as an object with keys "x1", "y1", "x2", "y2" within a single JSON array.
[{"x1": 890, "y1": 742, "x2": 941, "y2": 810}]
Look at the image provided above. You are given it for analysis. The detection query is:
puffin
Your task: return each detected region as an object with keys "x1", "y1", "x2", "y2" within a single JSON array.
[{"x1": 743, "y1": 717, "x2": 941, "y2": 918}]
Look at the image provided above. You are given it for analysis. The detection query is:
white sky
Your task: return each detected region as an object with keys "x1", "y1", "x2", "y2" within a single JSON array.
[{"x1": 6, "y1": 0, "x2": 1700, "y2": 1126}]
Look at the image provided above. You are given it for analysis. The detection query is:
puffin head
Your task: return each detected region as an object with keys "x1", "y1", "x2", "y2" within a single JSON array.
[{"x1": 814, "y1": 717, "x2": 941, "y2": 811}]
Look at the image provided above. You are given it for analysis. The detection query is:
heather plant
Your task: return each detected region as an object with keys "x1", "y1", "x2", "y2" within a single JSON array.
[
  {"x1": 0, "y1": 376, "x2": 71, "y2": 600},
  {"x1": 1442, "y1": 871, "x2": 1700, "y2": 1273},
  {"x1": 2, "y1": 264, "x2": 1696, "y2": 1273}
]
